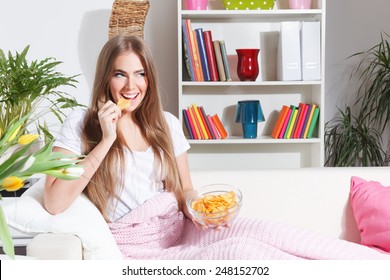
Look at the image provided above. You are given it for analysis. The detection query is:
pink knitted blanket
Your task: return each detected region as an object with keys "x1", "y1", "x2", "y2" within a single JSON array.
[{"x1": 109, "y1": 192, "x2": 390, "y2": 260}]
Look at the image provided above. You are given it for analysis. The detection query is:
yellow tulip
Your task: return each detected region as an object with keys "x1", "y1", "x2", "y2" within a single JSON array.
[
  {"x1": 2, "y1": 176, "x2": 24, "y2": 192},
  {"x1": 18, "y1": 134, "x2": 39, "y2": 145},
  {"x1": 7, "y1": 124, "x2": 22, "y2": 142}
]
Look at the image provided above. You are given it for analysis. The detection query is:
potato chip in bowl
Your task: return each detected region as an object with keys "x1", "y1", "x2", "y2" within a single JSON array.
[{"x1": 187, "y1": 184, "x2": 242, "y2": 227}]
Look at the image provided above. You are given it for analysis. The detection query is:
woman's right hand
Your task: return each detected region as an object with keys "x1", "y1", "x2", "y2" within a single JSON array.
[{"x1": 98, "y1": 100, "x2": 122, "y2": 143}]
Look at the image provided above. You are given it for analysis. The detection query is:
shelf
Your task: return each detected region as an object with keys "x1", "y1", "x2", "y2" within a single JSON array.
[
  {"x1": 188, "y1": 136, "x2": 321, "y2": 144},
  {"x1": 181, "y1": 9, "x2": 323, "y2": 21},
  {"x1": 182, "y1": 81, "x2": 322, "y2": 86},
  {"x1": 178, "y1": 1, "x2": 326, "y2": 168}
]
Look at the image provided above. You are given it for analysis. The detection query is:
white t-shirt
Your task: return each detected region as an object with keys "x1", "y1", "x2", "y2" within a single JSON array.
[{"x1": 54, "y1": 109, "x2": 190, "y2": 221}]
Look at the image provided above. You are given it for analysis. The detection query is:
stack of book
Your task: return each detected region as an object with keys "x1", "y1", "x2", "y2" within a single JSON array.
[
  {"x1": 271, "y1": 103, "x2": 320, "y2": 139},
  {"x1": 182, "y1": 104, "x2": 228, "y2": 140},
  {"x1": 182, "y1": 19, "x2": 231, "y2": 82}
]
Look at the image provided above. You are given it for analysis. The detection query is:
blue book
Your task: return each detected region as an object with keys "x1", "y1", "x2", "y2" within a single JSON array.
[
  {"x1": 181, "y1": 20, "x2": 195, "y2": 81},
  {"x1": 194, "y1": 28, "x2": 211, "y2": 81}
]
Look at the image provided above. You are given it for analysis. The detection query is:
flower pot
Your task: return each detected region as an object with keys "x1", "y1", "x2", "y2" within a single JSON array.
[
  {"x1": 289, "y1": 0, "x2": 312, "y2": 9},
  {"x1": 185, "y1": 0, "x2": 208, "y2": 10}
]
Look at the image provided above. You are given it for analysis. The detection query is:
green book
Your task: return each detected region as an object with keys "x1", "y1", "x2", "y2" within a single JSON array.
[
  {"x1": 307, "y1": 107, "x2": 320, "y2": 138},
  {"x1": 284, "y1": 105, "x2": 297, "y2": 139}
]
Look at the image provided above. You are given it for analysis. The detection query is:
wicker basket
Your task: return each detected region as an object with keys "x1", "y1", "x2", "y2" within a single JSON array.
[{"x1": 109, "y1": 0, "x2": 150, "y2": 39}]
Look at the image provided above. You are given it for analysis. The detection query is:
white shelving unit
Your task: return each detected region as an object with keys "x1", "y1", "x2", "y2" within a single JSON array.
[{"x1": 178, "y1": 0, "x2": 326, "y2": 170}]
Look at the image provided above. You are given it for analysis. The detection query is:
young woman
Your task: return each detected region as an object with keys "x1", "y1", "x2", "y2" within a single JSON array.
[{"x1": 43, "y1": 35, "x2": 194, "y2": 223}]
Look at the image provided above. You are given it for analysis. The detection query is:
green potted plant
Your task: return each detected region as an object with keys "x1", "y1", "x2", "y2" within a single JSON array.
[
  {"x1": 325, "y1": 33, "x2": 390, "y2": 166},
  {"x1": 0, "y1": 45, "x2": 84, "y2": 138}
]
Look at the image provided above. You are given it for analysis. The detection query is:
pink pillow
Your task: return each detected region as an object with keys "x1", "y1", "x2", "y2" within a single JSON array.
[{"x1": 350, "y1": 176, "x2": 390, "y2": 253}]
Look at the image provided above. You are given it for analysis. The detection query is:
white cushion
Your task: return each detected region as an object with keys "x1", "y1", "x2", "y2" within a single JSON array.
[{"x1": 2, "y1": 176, "x2": 123, "y2": 260}]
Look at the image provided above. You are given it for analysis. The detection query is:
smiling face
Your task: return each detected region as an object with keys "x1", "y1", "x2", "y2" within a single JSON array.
[{"x1": 109, "y1": 51, "x2": 148, "y2": 113}]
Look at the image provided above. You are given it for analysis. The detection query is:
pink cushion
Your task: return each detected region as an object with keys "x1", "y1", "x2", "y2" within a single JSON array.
[{"x1": 350, "y1": 176, "x2": 390, "y2": 253}]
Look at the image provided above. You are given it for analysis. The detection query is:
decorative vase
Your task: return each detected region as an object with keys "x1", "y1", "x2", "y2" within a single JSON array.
[
  {"x1": 185, "y1": 0, "x2": 208, "y2": 10},
  {"x1": 236, "y1": 49, "x2": 260, "y2": 81}
]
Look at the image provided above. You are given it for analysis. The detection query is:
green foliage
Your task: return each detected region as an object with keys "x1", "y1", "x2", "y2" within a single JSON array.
[
  {"x1": 0, "y1": 45, "x2": 85, "y2": 137},
  {"x1": 0, "y1": 116, "x2": 85, "y2": 259},
  {"x1": 325, "y1": 107, "x2": 385, "y2": 167},
  {"x1": 325, "y1": 33, "x2": 390, "y2": 167},
  {"x1": 352, "y1": 33, "x2": 390, "y2": 132}
]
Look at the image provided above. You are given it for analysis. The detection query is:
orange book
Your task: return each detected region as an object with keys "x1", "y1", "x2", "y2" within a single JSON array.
[
  {"x1": 192, "y1": 104, "x2": 209, "y2": 139},
  {"x1": 186, "y1": 19, "x2": 203, "y2": 81},
  {"x1": 211, "y1": 114, "x2": 228, "y2": 139},
  {"x1": 188, "y1": 106, "x2": 202, "y2": 139},
  {"x1": 271, "y1": 105, "x2": 290, "y2": 138}
]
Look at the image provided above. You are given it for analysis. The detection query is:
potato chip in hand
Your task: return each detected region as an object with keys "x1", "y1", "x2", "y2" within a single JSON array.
[{"x1": 117, "y1": 98, "x2": 132, "y2": 110}]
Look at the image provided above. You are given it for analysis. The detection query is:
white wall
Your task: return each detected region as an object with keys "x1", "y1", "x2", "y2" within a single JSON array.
[{"x1": 1, "y1": 0, "x2": 390, "y2": 137}]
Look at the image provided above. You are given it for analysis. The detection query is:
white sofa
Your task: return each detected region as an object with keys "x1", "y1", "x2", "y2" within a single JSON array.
[{"x1": 14, "y1": 167, "x2": 390, "y2": 259}]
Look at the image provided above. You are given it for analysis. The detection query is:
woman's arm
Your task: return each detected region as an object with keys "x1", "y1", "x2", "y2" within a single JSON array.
[
  {"x1": 44, "y1": 101, "x2": 121, "y2": 214},
  {"x1": 43, "y1": 139, "x2": 113, "y2": 214}
]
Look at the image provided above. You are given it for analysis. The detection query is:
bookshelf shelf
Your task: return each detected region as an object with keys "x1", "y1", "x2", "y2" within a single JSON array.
[
  {"x1": 178, "y1": 0, "x2": 326, "y2": 169},
  {"x1": 188, "y1": 136, "x2": 321, "y2": 145}
]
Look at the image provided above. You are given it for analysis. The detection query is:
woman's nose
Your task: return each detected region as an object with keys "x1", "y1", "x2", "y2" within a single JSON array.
[{"x1": 125, "y1": 76, "x2": 135, "y2": 89}]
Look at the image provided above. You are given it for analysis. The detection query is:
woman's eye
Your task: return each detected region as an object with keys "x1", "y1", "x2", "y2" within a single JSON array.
[
  {"x1": 114, "y1": 72, "x2": 125, "y2": 77},
  {"x1": 137, "y1": 72, "x2": 146, "y2": 77}
]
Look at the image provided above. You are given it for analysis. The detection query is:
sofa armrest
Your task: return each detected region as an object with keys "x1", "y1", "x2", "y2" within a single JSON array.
[{"x1": 26, "y1": 233, "x2": 83, "y2": 260}]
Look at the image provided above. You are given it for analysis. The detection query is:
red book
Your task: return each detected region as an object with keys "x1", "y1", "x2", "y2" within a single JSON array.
[
  {"x1": 271, "y1": 105, "x2": 290, "y2": 138},
  {"x1": 291, "y1": 103, "x2": 305, "y2": 138},
  {"x1": 203, "y1": 30, "x2": 220, "y2": 81},
  {"x1": 211, "y1": 114, "x2": 228, "y2": 139},
  {"x1": 197, "y1": 106, "x2": 212, "y2": 139},
  {"x1": 278, "y1": 108, "x2": 292, "y2": 139},
  {"x1": 185, "y1": 109, "x2": 197, "y2": 139},
  {"x1": 295, "y1": 103, "x2": 309, "y2": 138},
  {"x1": 300, "y1": 104, "x2": 313, "y2": 138}
]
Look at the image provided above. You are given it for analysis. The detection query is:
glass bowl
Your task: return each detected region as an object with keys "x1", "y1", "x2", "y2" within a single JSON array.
[{"x1": 186, "y1": 184, "x2": 243, "y2": 227}]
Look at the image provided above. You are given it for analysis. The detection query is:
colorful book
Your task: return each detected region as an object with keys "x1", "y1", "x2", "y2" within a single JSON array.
[
  {"x1": 290, "y1": 106, "x2": 301, "y2": 138},
  {"x1": 181, "y1": 19, "x2": 195, "y2": 81},
  {"x1": 203, "y1": 30, "x2": 220, "y2": 81},
  {"x1": 194, "y1": 28, "x2": 211, "y2": 82},
  {"x1": 303, "y1": 104, "x2": 317, "y2": 138},
  {"x1": 292, "y1": 102, "x2": 305, "y2": 138},
  {"x1": 294, "y1": 103, "x2": 309, "y2": 138},
  {"x1": 182, "y1": 109, "x2": 194, "y2": 139},
  {"x1": 185, "y1": 19, "x2": 203, "y2": 81},
  {"x1": 219, "y1": 40, "x2": 232, "y2": 81},
  {"x1": 199, "y1": 106, "x2": 215, "y2": 139},
  {"x1": 285, "y1": 106, "x2": 298, "y2": 139},
  {"x1": 197, "y1": 105, "x2": 212, "y2": 139},
  {"x1": 307, "y1": 107, "x2": 320, "y2": 138},
  {"x1": 192, "y1": 104, "x2": 209, "y2": 139},
  {"x1": 300, "y1": 104, "x2": 313, "y2": 138},
  {"x1": 271, "y1": 105, "x2": 290, "y2": 138},
  {"x1": 213, "y1": 40, "x2": 226, "y2": 81},
  {"x1": 185, "y1": 109, "x2": 197, "y2": 139},
  {"x1": 208, "y1": 115, "x2": 220, "y2": 139},
  {"x1": 211, "y1": 114, "x2": 228, "y2": 139},
  {"x1": 278, "y1": 107, "x2": 292, "y2": 139},
  {"x1": 188, "y1": 106, "x2": 202, "y2": 139}
]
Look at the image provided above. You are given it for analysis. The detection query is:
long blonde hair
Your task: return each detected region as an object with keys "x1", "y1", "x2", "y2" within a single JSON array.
[{"x1": 82, "y1": 35, "x2": 183, "y2": 221}]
